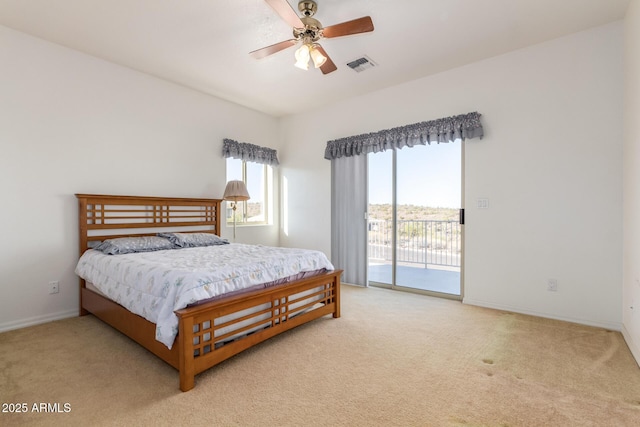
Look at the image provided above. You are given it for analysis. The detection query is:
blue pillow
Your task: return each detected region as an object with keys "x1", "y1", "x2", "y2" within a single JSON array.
[
  {"x1": 157, "y1": 232, "x2": 229, "y2": 248},
  {"x1": 94, "y1": 236, "x2": 175, "y2": 255}
]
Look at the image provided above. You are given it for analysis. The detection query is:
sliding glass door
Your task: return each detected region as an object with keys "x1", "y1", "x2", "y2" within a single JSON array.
[
  {"x1": 367, "y1": 143, "x2": 463, "y2": 298},
  {"x1": 367, "y1": 150, "x2": 394, "y2": 286}
]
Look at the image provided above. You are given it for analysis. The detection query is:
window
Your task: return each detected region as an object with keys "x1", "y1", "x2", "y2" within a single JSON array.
[{"x1": 226, "y1": 158, "x2": 272, "y2": 225}]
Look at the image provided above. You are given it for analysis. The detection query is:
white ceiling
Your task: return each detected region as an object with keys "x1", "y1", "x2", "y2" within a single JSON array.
[{"x1": 0, "y1": 0, "x2": 630, "y2": 117}]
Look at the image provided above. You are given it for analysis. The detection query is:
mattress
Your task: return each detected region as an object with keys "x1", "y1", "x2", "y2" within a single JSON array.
[{"x1": 75, "y1": 243, "x2": 335, "y2": 348}]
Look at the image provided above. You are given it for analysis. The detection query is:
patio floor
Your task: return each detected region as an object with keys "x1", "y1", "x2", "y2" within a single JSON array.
[{"x1": 368, "y1": 263, "x2": 461, "y2": 296}]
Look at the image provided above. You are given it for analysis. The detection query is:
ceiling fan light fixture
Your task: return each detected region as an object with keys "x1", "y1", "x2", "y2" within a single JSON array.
[
  {"x1": 294, "y1": 43, "x2": 311, "y2": 70},
  {"x1": 309, "y1": 44, "x2": 327, "y2": 68}
]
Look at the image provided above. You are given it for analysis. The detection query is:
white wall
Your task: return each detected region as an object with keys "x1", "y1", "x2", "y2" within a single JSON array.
[
  {"x1": 281, "y1": 22, "x2": 624, "y2": 330},
  {"x1": 623, "y1": 0, "x2": 640, "y2": 363},
  {"x1": 0, "y1": 25, "x2": 280, "y2": 331}
]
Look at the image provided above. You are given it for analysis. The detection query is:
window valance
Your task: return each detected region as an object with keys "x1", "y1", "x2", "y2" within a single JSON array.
[
  {"x1": 324, "y1": 112, "x2": 483, "y2": 160},
  {"x1": 223, "y1": 138, "x2": 279, "y2": 166}
]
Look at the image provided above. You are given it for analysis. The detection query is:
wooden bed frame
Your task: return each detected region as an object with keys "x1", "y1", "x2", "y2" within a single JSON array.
[{"x1": 76, "y1": 194, "x2": 341, "y2": 391}]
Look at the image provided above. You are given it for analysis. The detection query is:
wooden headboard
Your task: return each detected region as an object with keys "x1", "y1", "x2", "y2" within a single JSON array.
[{"x1": 76, "y1": 194, "x2": 223, "y2": 254}]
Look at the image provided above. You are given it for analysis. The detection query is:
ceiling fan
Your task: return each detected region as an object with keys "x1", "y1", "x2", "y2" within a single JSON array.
[{"x1": 250, "y1": 0, "x2": 374, "y2": 74}]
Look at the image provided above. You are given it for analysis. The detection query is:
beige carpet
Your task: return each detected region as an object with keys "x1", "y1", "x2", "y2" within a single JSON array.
[{"x1": 1, "y1": 284, "x2": 639, "y2": 426}]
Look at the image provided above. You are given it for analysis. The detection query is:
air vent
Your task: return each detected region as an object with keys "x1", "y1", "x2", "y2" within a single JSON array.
[{"x1": 346, "y1": 55, "x2": 377, "y2": 73}]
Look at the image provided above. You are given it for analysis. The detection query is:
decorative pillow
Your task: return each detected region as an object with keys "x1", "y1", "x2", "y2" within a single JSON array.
[
  {"x1": 158, "y1": 232, "x2": 229, "y2": 248},
  {"x1": 94, "y1": 236, "x2": 175, "y2": 255}
]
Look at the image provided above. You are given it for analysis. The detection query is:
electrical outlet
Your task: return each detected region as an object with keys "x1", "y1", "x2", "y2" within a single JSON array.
[
  {"x1": 547, "y1": 279, "x2": 558, "y2": 292},
  {"x1": 48, "y1": 281, "x2": 59, "y2": 294}
]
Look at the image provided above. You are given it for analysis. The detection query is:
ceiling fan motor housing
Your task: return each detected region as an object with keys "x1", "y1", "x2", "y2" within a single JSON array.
[{"x1": 294, "y1": 16, "x2": 323, "y2": 42}]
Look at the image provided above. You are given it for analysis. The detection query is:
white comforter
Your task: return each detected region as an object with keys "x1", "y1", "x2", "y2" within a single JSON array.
[{"x1": 74, "y1": 244, "x2": 334, "y2": 348}]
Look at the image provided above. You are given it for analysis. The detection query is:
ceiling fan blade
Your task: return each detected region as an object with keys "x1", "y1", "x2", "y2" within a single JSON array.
[
  {"x1": 323, "y1": 16, "x2": 374, "y2": 38},
  {"x1": 250, "y1": 39, "x2": 298, "y2": 59},
  {"x1": 315, "y1": 45, "x2": 337, "y2": 75},
  {"x1": 264, "y1": 0, "x2": 304, "y2": 28}
]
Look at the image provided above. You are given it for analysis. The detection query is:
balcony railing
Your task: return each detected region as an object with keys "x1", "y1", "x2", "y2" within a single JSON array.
[{"x1": 368, "y1": 219, "x2": 461, "y2": 268}]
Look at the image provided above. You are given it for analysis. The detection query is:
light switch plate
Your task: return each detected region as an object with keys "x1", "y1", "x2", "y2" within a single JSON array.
[{"x1": 477, "y1": 198, "x2": 489, "y2": 209}]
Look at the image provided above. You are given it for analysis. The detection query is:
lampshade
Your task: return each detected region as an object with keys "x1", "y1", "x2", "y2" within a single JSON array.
[
  {"x1": 309, "y1": 45, "x2": 327, "y2": 68},
  {"x1": 223, "y1": 180, "x2": 250, "y2": 202},
  {"x1": 294, "y1": 44, "x2": 310, "y2": 70}
]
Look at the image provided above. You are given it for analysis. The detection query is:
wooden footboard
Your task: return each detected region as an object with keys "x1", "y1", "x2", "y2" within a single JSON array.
[{"x1": 175, "y1": 269, "x2": 341, "y2": 391}]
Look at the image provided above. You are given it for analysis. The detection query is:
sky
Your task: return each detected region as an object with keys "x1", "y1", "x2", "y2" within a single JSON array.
[{"x1": 368, "y1": 142, "x2": 461, "y2": 208}]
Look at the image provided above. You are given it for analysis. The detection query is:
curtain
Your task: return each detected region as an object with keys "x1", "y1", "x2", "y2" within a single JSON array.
[
  {"x1": 324, "y1": 112, "x2": 483, "y2": 160},
  {"x1": 331, "y1": 154, "x2": 368, "y2": 286},
  {"x1": 223, "y1": 138, "x2": 279, "y2": 166}
]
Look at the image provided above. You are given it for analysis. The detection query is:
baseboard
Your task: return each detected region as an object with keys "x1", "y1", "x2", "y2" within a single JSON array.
[
  {"x1": 462, "y1": 297, "x2": 622, "y2": 332},
  {"x1": 0, "y1": 309, "x2": 78, "y2": 333},
  {"x1": 342, "y1": 282, "x2": 366, "y2": 287},
  {"x1": 621, "y1": 324, "x2": 640, "y2": 368}
]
